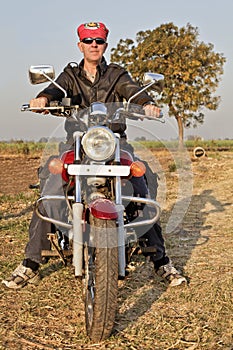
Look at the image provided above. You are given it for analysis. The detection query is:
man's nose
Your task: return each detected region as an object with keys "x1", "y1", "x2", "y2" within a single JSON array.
[{"x1": 91, "y1": 41, "x2": 98, "y2": 47}]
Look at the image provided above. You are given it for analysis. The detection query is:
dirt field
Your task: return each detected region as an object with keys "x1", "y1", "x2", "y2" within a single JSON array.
[{"x1": 0, "y1": 150, "x2": 232, "y2": 349}]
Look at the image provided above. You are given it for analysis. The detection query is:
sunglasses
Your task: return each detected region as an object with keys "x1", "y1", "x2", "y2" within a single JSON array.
[{"x1": 81, "y1": 37, "x2": 106, "y2": 45}]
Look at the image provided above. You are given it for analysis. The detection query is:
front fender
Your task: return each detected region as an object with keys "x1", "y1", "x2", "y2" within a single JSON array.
[{"x1": 89, "y1": 198, "x2": 118, "y2": 220}]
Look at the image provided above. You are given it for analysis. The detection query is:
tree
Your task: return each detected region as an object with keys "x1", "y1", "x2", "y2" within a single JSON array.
[{"x1": 111, "y1": 23, "x2": 226, "y2": 147}]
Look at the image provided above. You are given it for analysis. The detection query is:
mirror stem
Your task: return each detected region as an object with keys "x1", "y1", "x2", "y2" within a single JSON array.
[
  {"x1": 126, "y1": 81, "x2": 155, "y2": 111},
  {"x1": 40, "y1": 71, "x2": 67, "y2": 98}
]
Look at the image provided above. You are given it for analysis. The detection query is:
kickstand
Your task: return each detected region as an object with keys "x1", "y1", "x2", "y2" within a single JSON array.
[{"x1": 47, "y1": 233, "x2": 67, "y2": 266}]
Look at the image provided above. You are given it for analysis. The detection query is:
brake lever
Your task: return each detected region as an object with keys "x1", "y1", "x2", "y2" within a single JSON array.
[{"x1": 130, "y1": 111, "x2": 165, "y2": 123}]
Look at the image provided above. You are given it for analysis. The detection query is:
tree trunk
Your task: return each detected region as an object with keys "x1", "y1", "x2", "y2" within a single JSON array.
[
  {"x1": 169, "y1": 103, "x2": 184, "y2": 150},
  {"x1": 175, "y1": 114, "x2": 184, "y2": 149}
]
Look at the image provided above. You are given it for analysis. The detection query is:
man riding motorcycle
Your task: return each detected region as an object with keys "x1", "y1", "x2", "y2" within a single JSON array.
[{"x1": 2, "y1": 22, "x2": 187, "y2": 289}]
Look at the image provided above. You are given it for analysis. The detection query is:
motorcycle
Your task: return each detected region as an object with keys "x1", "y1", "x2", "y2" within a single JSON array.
[{"x1": 21, "y1": 66, "x2": 164, "y2": 341}]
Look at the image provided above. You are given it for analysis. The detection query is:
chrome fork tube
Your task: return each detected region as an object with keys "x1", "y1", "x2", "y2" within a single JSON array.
[
  {"x1": 115, "y1": 137, "x2": 126, "y2": 277},
  {"x1": 74, "y1": 131, "x2": 82, "y2": 203},
  {"x1": 72, "y1": 131, "x2": 83, "y2": 277}
]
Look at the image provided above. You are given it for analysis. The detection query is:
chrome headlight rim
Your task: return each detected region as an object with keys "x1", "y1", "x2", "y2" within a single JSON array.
[{"x1": 81, "y1": 126, "x2": 116, "y2": 161}]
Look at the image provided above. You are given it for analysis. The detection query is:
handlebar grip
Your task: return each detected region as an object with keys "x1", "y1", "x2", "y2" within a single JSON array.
[{"x1": 21, "y1": 104, "x2": 30, "y2": 111}]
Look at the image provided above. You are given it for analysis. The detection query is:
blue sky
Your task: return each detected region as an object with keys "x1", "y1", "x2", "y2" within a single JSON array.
[{"x1": 0, "y1": 0, "x2": 232, "y2": 141}]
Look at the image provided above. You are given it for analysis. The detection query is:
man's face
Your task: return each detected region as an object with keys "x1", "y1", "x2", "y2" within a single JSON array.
[{"x1": 78, "y1": 38, "x2": 108, "y2": 63}]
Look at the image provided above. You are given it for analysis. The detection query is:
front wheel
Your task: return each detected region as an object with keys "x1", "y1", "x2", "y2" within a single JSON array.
[{"x1": 84, "y1": 215, "x2": 118, "y2": 341}]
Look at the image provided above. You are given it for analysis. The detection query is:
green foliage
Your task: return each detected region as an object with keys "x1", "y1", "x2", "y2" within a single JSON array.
[
  {"x1": 111, "y1": 23, "x2": 226, "y2": 144},
  {"x1": 0, "y1": 140, "x2": 232, "y2": 157},
  {"x1": 0, "y1": 141, "x2": 46, "y2": 155},
  {"x1": 130, "y1": 139, "x2": 233, "y2": 151},
  {"x1": 168, "y1": 162, "x2": 177, "y2": 172},
  {"x1": 185, "y1": 139, "x2": 233, "y2": 150}
]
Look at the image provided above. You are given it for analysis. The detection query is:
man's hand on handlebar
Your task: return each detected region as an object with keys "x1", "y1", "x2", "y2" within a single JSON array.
[
  {"x1": 143, "y1": 104, "x2": 161, "y2": 119},
  {"x1": 30, "y1": 97, "x2": 49, "y2": 114}
]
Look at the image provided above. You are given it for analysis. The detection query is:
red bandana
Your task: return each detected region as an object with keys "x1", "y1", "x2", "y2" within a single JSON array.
[{"x1": 77, "y1": 22, "x2": 109, "y2": 41}]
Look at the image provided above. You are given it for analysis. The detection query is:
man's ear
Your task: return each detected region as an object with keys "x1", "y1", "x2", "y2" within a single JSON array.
[
  {"x1": 78, "y1": 42, "x2": 83, "y2": 52},
  {"x1": 103, "y1": 43, "x2": 108, "y2": 53}
]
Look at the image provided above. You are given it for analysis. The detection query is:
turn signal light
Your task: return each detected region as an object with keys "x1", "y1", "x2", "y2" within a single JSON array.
[
  {"x1": 130, "y1": 161, "x2": 146, "y2": 177},
  {"x1": 48, "y1": 158, "x2": 64, "y2": 175}
]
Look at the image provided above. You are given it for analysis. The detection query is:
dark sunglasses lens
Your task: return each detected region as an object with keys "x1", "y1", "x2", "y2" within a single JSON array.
[
  {"x1": 82, "y1": 38, "x2": 105, "y2": 45},
  {"x1": 82, "y1": 38, "x2": 93, "y2": 44},
  {"x1": 95, "y1": 38, "x2": 105, "y2": 44}
]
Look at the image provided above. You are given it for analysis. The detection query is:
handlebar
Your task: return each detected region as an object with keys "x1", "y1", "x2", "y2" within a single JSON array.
[
  {"x1": 21, "y1": 103, "x2": 165, "y2": 123},
  {"x1": 21, "y1": 104, "x2": 65, "y2": 112}
]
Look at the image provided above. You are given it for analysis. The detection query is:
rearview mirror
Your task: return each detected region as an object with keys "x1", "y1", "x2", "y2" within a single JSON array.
[
  {"x1": 29, "y1": 65, "x2": 55, "y2": 85},
  {"x1": 143, "y1": 72, "x2": 164, "y2": 92}
]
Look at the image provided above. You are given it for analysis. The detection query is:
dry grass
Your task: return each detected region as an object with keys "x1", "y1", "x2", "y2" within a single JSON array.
[{"x1": 0, "y1": 151, "x2": 232, "y2": 349}]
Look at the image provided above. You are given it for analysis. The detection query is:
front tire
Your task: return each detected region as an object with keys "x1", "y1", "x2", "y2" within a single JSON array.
[{"x1": 84, "y1": 215, "x2": 118, "y2": 341}]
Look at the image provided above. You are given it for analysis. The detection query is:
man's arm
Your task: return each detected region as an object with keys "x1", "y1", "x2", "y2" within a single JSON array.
[
  {"x1": 115, "y1": 71, "x2": 161, "y2": 118},
  {"x1": 30, "y1": 71, "x2": 70, "y2": 109}
]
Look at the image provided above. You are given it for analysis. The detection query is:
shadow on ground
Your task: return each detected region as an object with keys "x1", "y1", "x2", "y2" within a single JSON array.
[{"x1": 113, "y1": 189, "x2": 229, "y2": 334}]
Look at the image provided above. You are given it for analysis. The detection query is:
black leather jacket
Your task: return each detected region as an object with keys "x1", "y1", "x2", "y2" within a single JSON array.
[
  {"x1": 37, "y1": 57, "x2": 154, "y2": 138},
  {"x1": 37, "y1": 57, "x2": 154, "y2": 106}
]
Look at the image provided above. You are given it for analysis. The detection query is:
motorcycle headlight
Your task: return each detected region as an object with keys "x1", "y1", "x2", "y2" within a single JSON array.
[{"x1": 82, "y1": 127, "x2": 116, "y2": 161}]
